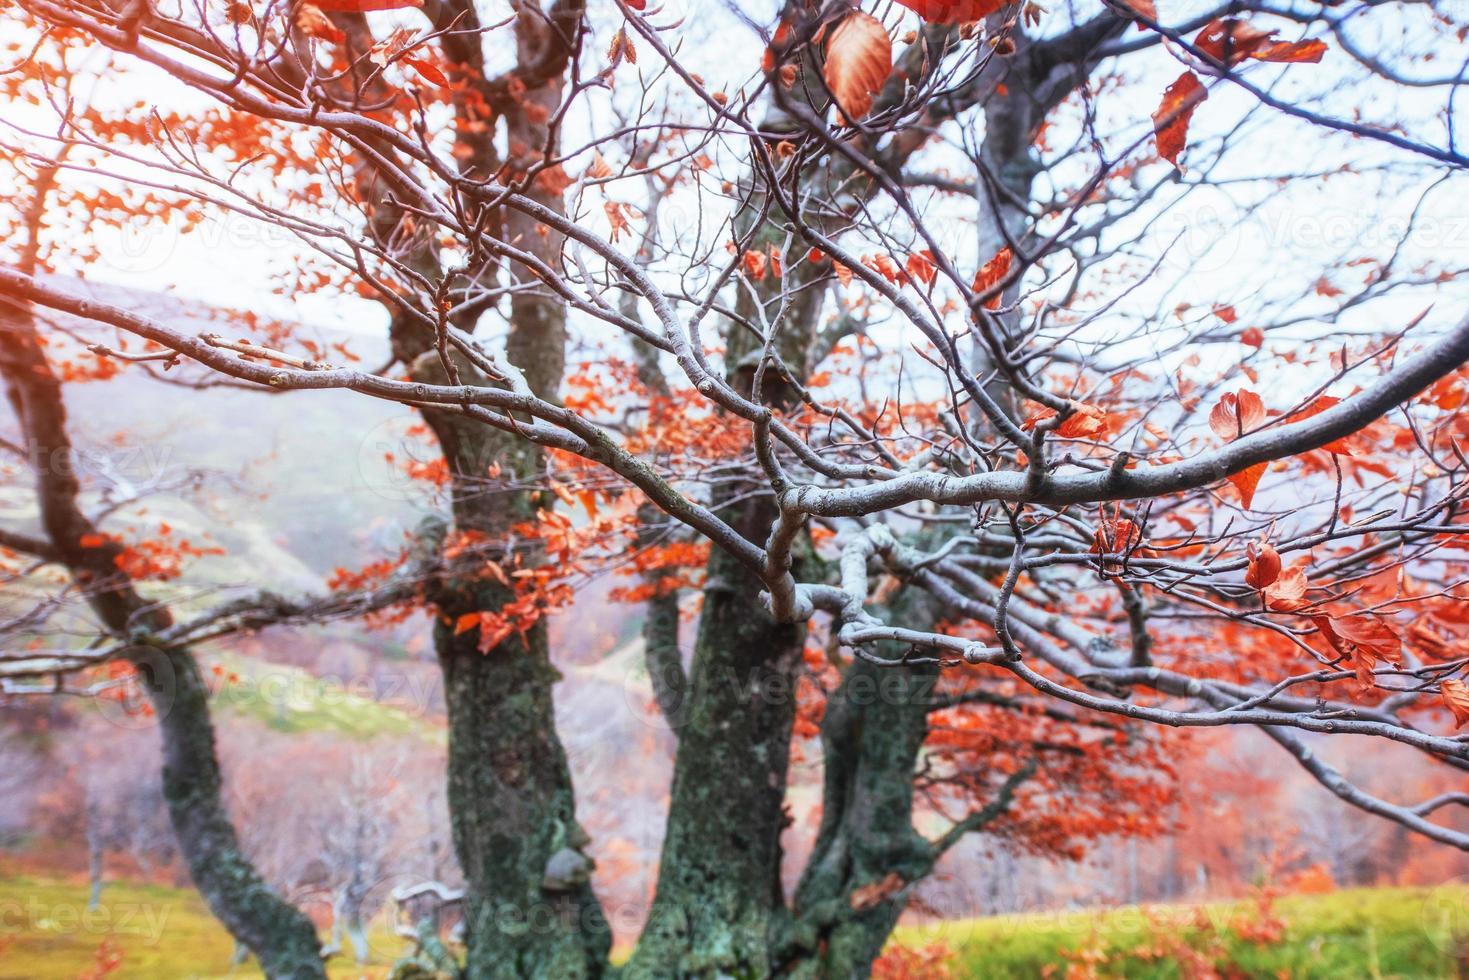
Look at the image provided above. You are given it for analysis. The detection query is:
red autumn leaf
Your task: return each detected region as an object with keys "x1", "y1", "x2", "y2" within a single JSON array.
[
  {"x1": 1441, "y1": 679, "x2": 1469, "y2": 729},
  {"x1": 1316, "y1": 614, "x2": 1401, "y2": 688},
  {"x1": 906, "y1": 249, "x2": 937, "y2": 287},
  {"x1": 1253, "y1": 38, "x2": 1328, "y2": 63},
  {"x1": 1194, "y1": 18, "x2": 1275, "y2": 64},
  {"x1": 824, "y1": 11, "x2": 892, "y2": 123},
  {"x1": 1228, "y1": 461, "x2": 1267, "y2": 509},
  {"x1": 741, "y1": 249, "x2": 767, "y2": 281},
  {"x1": 1240, "y1": 326, "x2": 1265, "y2": 348},
  {"x1": 1193, "y1": 19, "x2": 1327, "y2": 67},
  {"x1": 1153, "y1": 70, "x2": 1207, "y2": 169},
  {"x1": 1209, "y1": 389, "x2": 1266, "y2": 441},
  {"x1": 1092, "y1": 516, "x2": 1143, "y2": 555},
  {"x1": 1213, "y1": 304, "x2": 1238, "y2": 324},
  {"x1": 625, "y1": 0, "x2": 646, "y2": 9},
  {"x1": 1116, "y1": 0, "x2": 1156, "y2": 24},
  {"x1": 295, "y1": 3, "x2": 344, "y2": 43},
  {"x1": 1025, "y1": 402, "x2": 1108, "y2": 440},
  {"x1": 454, "y1": 612, "x2": 482, "y2": 636},
  {"x1": 1264, "y1": 565, "x2": 1310, "y2": 611},
  {"x1": 1285, "y1": 395, "x2": 1364, "y2": 456},
  {"x1": 1330, "y1": 614, "x2": 1402, "y2": 661},
  {"x1": 1245, "y1": 541, "x2": 1281, "y2": 590},
  {"x1": 605, "y1": 201, "x2": 629, "y2": 242},
  {"x1": 867, "y1": 251, "x2": 903, "y2": 284},
  {"x1": 404, "y1": 57, "x2": 449, "y2": 88},
  {"x1": 311, "y1": 0, "x2": 422, "y2": 10},
  {"x1": 971, "y1": 247, "x2": 1013, "y2": 309},
  {"x1": 894, "y1": 0, "x2": 1012, "y2": 22}
]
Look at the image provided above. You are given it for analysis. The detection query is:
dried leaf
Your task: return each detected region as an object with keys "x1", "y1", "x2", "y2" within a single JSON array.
[
  {"x1": 1265, "y1": 565, "x2": 1310, "y2": 611},
  {"x1": 824, "y1": 11, "x2": 892, "y2": 124},
  {"x1": 1245, "y1": 541, "x2": 1281, "y2": 590},
  {"x1": 1153, "y1": 70, "x2": 1206, "y2": 169},
  {"x1": 971, "y1": 247, "x2": 1013, "y2": 309},
  {"x1": 405, "y1": 56, "x2": 449, "y2": 88},
  {"x1": 295, "y1": 3, "x2": 344, "y2": 43},
  {"x1": 1440, "y1": 679, "x2": 1469, "y2": 728}
]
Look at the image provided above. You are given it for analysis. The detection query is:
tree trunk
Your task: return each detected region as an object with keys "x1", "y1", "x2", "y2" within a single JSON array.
[
  {"x1": 623, "y1": 538, "x2": 805, "y2": 978},
  {"x1": 778, "y1": 659, "x2": 937, "y2": 979},
  {"x1": 436, "y1": 589, "x2": 609, "y2": 979},
  {"x1": 0, "y1": 301, "x2": 328, "y2": 980},
  {"x1": 86, "y1": 795, "x2": 104, "y2": 911}
]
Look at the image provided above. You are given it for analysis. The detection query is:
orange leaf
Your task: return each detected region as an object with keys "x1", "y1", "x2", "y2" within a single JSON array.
[
  {"x1": 604, "y1": 201, "x2": 629, "y2": 242},
  {"x1": 971, "y1": 247, "x2": 1013, "y2": 309},
  {"x1": 404, "y1": 56, "x2": 449, "y2": 88},
  {"x1": 1265, "y1": 565, "x2": 1310, "y2": 611},
  {"x1": 1193, "y1": 19, "x2": 1327, "y2": 66},
  {"x1": 1253, "y1": 38, "x2": 1328, "y2": 63},
  {"x1": 1240, "y1": 326, "x2": 1264, "y2": 348},
  {"x1": 1286, "y1": 395, "x2": 1362, "y2": 455},
  {"x1": 894, "y1": 0, "x2": 1012, "y2": 22},
  {"x1": 906, "y1": 249, "x2": 937, "y2": 287},
  {"x1": 1228, "y1": 461, "x2": 1266, "y2": 509},
  {"x1": 1092, "y1": 516, "x2": 1143, "y2": 555},
  {"x1": 824, "y1": 11, "x2": 892, "y2": 123},
  {"x1": 1440, "y1": 679, "x2": 1469, "y2": 729},
  {"x1": 1193, "y1": 18, "x2": 1277, "y2": 65},
  {"x1": 295, "y1": 3, "x2": 344, "y2": 43},
  {"x1": 1153, "y1": 71, "x2": 1207, "y2": 169},
  {"x1": 454, "y1": 612, "x2": 482, "y2": 636},
  {"x1": 1245, "y1": 541, "x2": 1281, "y2": 590},
  {"x1": 742, "y1": 249, "x2": 768, "y2": 280},
  {"x1": 1209, "y1": 389, "x2": 1265, "y2": 440},
  {"x1": 1116, "y1": 0, "x2": 1156, "y2": 23}
]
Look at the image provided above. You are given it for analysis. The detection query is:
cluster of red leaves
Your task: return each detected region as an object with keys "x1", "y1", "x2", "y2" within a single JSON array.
[
  {"x1": 607, "y1": 540, "x2": 711, "y2": 603},
  {"x1": 871, "y1": 940, "x2": 955, "y2": 980},
  {"x1": 327, "y1": 551, "x2": 408, "y2": 592},
  {"x1": 78, "y1": 526, "x2": 224, "y2": 582},
  {"x1": 926, "y1": 674, "x2": 1180, "y2": 860}
]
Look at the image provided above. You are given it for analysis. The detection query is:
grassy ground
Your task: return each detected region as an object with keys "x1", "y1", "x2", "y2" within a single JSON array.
[
  {"x1": 2, "y1": 875, "x2": 1466, "y2": 977},
  {"x1": 0, "y1": 876, "x2": 402, "y2": 979},
  {"x1": 896, "y1": 884, "x2": 1469, "y2": 978}
]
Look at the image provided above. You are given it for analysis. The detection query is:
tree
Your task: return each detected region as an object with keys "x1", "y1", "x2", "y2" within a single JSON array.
[{"x1": 2, "y1": 0, "x2": 1468, "y2": 978}]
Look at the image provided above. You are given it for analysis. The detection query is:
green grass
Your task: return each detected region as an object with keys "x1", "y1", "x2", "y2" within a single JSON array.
[
  {"x1": 3, "y1": 875, "x2": 1466, "y2": 978},
  {"x1": 0, "y1": 875, "x2": 405, "y2": 979},
  {"x1": 205, "y1": 651, "x2": 440, "y2": 742},
  {"x1": 896, "y1": 884, "x2": 1469, "y2": 978}
]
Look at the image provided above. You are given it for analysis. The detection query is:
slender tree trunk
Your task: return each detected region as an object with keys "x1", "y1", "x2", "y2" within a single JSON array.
[
  {"x1": 86, "y1": 794, "x2": 104, "y2": 911},
  {"x1": 0, "y1": 301, "x2": 327, "y2": 979}
]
